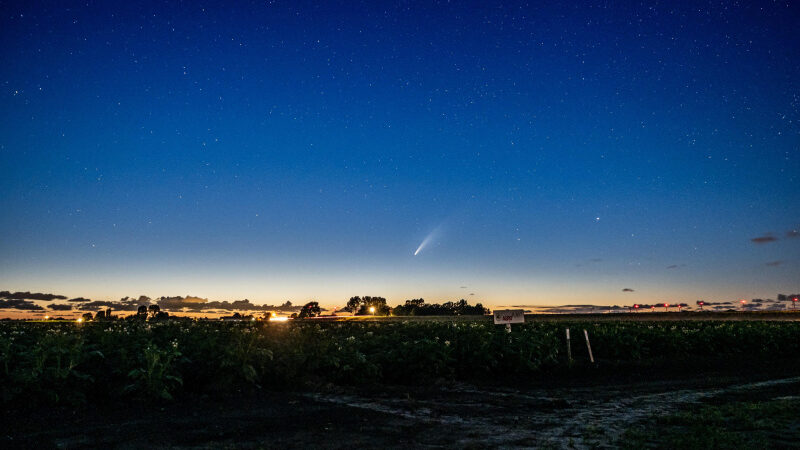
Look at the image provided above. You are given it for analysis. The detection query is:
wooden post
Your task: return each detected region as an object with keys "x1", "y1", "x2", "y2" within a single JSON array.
[
  {"x1": 583, "y1": 329, "x2": 594, "y2": 363},
  {"x1": 566, "y1": 328, "x2": 573, "y2": 364}
]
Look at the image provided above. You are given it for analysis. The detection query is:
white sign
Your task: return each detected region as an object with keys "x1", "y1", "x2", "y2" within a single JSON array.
[{"x1": 493, "y1": 309, "x2": 525, "y2": 324}]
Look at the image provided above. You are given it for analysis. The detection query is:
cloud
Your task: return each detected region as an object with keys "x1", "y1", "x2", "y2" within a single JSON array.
[
  {"x1": 622, "y1": 288, "x2": 635, "y2": 292},
  {"x1": 666, "y1": 264, "x2": 686, "y2": 269},
  {"x1": 56, "y1": 295, "x2": 304, "y2": 314},
  {"x1": 153, "y1": 296, "x2": 300, "y2": 313},
  {"x1": 47, "y1": 304, "x2": 73, "y2": 311},
  {"x1": 519, "y1": 304, "x2": 627, "y2": 314},
  {"x1": 77, "y1": 300, "x2": 118, "y2": 311},
  {"x1": 156, "y1": 296, "x2": 207, "y2": 310},
  {"x1": 765, "y1": 261, "x2": 783, "y2": 267},
  {"x1": 751, "y1": 235, "x2": 778, "y2": 244},
  {"x1": 765, "y1": 303, "x2": 787, "y2": 311},
  {"x1": 0, "y1": 299, "x2": 44, "y2": 310},
  {"x1": 0, "y1": 291, "x2": 67, "y2": 301}
]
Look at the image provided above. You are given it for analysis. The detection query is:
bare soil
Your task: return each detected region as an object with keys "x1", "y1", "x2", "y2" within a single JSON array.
[{"x1": 4, "y1": 368, "x2": 799, "y2": 449}]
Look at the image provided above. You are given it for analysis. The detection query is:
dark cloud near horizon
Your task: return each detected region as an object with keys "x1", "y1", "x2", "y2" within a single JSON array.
[
  {"x1": 622, "y1": 288, "x2": 635, "y2": 292},
  {"x1": 765, "y1": 261, "x2": 783, "y2": 267},
  {"x1": 66, "y1": 295, "x2": 303, "y2": 313},
  {"x1": 534, "y1": 305, "x2": 628, "y2": 314},
  {"x1": 765, "y1": 303, "x2": 787, "y2": 311},
  {"x1": 47, "y1": 304, "x2": 73, "y2": 311},
  {"x1": 503, "y1": 299, "x2": 794, "y2": 313},
  {"x1": 0, "y1": 291, "x2": 67, "y2": 301},
  {"x1": 0, "y1": 299, "x2": 44, "y2": 310},
  {"x1": 154, "y1": 296, "x2": 301, "y2": 313},
  {"x1": 751, "y1": 235, "x2": 778, "y2": 244},
  {"x1": 73, "y1": 296, "x2": 149, "y2": 312},
  {"x1": 68, "y1": 297, "x2": 92, "y2": 302},
  {"x1": 77, "y1": 300, "x2": 118, "y2": 311}
]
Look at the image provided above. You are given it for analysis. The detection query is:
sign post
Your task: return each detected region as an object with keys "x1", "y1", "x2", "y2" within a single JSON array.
[
  {"x1": 566, "y1": 328, "x2": 573, "y2": 364},
  {"x1": 493, "y1": 309, "x2": 525, "y2": 333},
  {"x1": 583, "y1": 329, "x2": 595, "y2": 363}
]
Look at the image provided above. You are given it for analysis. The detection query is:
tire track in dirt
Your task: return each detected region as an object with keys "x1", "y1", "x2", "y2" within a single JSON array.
[{"x1": 306, "y1": 376, "x2": 800, "y2": 448}]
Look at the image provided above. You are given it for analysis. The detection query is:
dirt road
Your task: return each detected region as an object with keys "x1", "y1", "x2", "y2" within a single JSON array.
[{"x1": 5, "y1": 373, "x2": 799, "y2": 448}]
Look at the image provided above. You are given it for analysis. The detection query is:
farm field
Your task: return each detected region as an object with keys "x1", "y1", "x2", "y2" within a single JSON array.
[{"x1": 2, "y1": 315, "x2": 800, "y2": 448}]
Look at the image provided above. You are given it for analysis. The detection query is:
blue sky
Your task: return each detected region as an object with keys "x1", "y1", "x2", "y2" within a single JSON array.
[{"x1": 1, "y1": 1, "x2": 798, "y2": 310}]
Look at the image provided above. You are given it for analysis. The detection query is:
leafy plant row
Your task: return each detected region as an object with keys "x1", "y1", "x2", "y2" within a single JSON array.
[{"x1": 1, "y1": 319, "x2": 798, "y2": 407}]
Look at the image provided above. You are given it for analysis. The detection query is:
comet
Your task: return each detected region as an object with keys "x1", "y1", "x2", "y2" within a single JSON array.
[{"x1": 414, "y1": 226, "x2": 441, "y2": 256}]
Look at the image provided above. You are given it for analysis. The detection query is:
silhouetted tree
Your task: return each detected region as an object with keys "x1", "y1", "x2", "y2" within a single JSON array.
[
  {"x1": 345, "y1": 296, "x2": 362, "y2": 313},
  {"x1": 298, "y1": 301, "x2": 321, "y2": 318},
  {"x1": 81, "y1": 312, "x2": 93, "y2": 321},
  {"x1": 352, "y1": 296, "x2": 390, "y2": 315},
  {"x1": 392, "y1": 298, "x2": 487, "y2": 316},
  {"x1": 95, "y1": 310, "x2": 106, "y2": 320},
  {"x1": 148, "y1": 304, "x2": 160, "y2": 319},
  {"x1": 137, "y1": 305, "x2": 148, "y2": 317}
]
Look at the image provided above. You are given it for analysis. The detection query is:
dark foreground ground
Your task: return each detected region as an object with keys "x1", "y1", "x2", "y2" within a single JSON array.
[{"x1": 4, "y1": 366, "x2": 799, "y2": 449}]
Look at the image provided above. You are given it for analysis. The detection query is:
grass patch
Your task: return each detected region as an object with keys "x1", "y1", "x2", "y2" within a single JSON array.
[{"x1": 619, "y1": 396, "x2": 800, "y2": 449}]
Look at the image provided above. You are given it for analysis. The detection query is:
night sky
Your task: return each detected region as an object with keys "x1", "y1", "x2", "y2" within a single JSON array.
[{"x1": 1, "y1": 1, "x2": 798, "y2": 311}]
